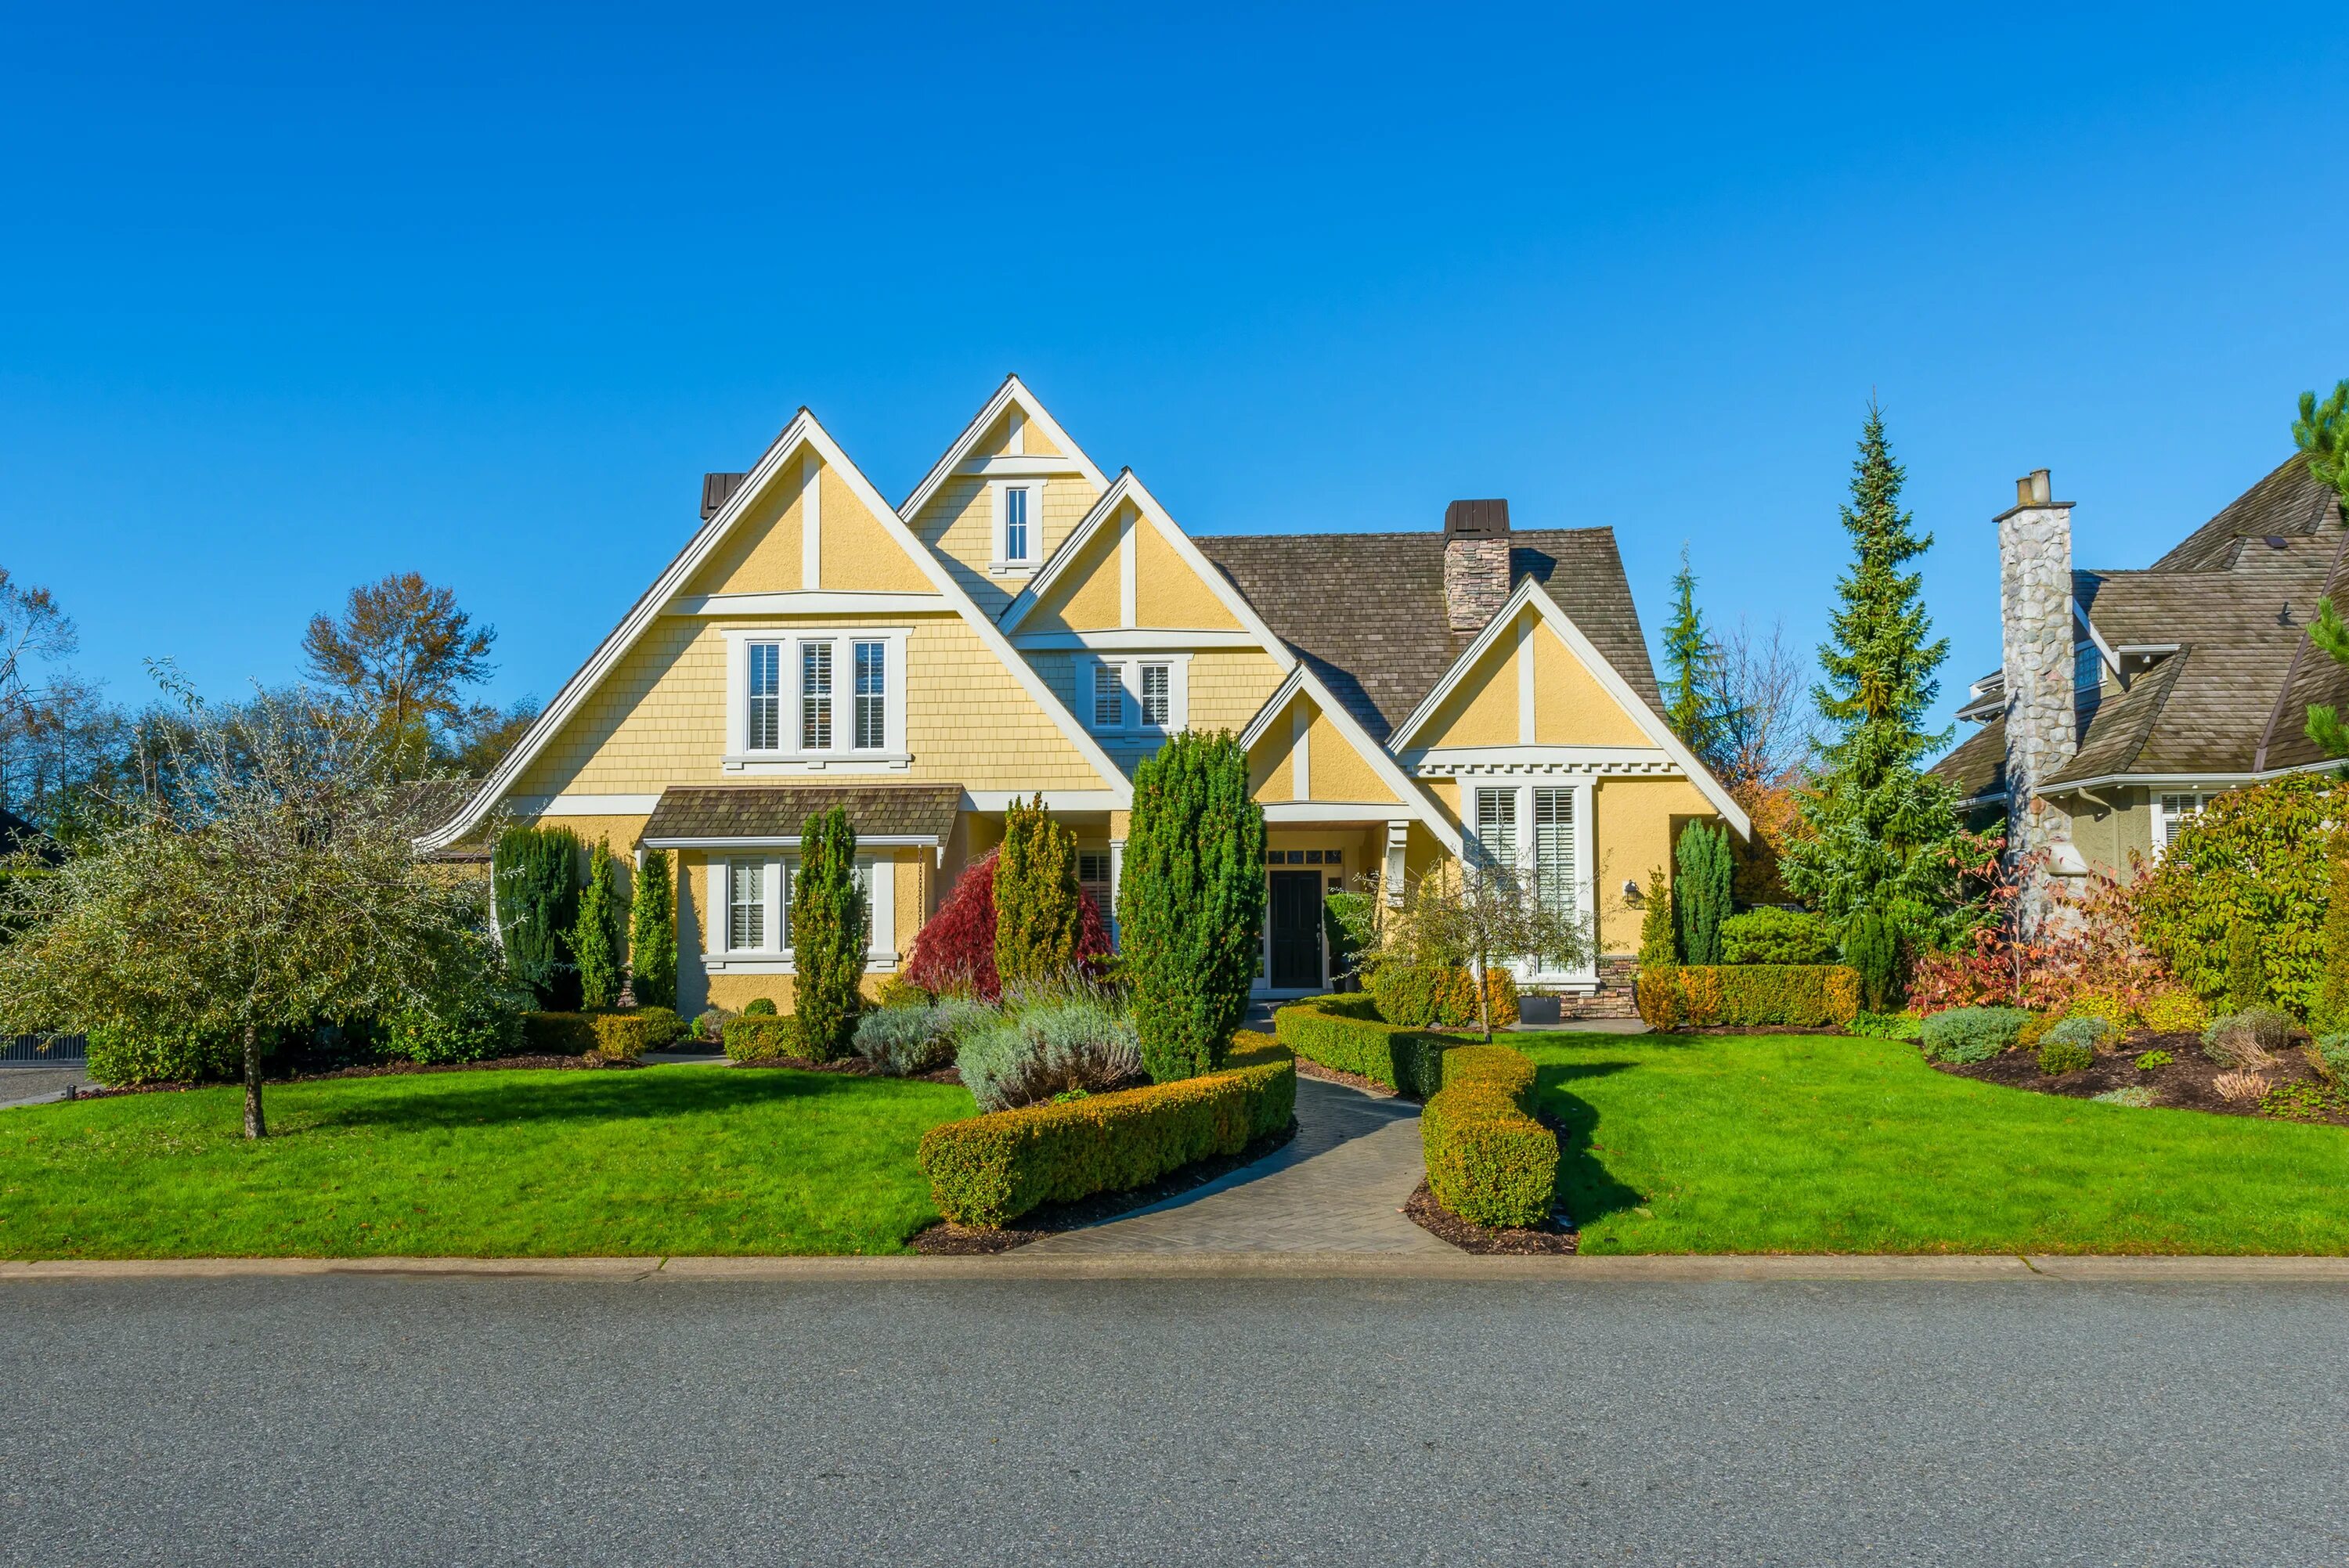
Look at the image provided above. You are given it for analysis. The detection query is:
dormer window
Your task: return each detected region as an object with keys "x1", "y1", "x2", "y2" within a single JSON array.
[
  {"x1": 1081, "y1": 654, "x2": 1188, "y2": 740},
  {"x1": 726, "y1": 629, "x2": 910, "y2": 770},
  {"x1": 993, "y1": 481, "x2": 1041, "y2": 571}
]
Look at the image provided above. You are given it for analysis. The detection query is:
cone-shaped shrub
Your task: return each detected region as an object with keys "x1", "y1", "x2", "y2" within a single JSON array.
[
  {"x1": 628, "y1": 847, "x2": 677, "y2": 1010},
  {"x1": 1673, "y1": 820, "x2": 1732, "y2": 964},
  {"x1": 1119, "y1": 730, "x2": 1265, "y2": 1083},
  {"x1": 996, "y1": 793, "x2": 1083, "y2": 989},
  {"x1": 493, "y1": 825, "x2": 581, "y2": 1010},
  {"x1": 791, "y1": 806, "x2": 866, "y2": 1061},
  {"x1": 2225, "y1": 920, "x2": 2268, "y2": 1013},
  {"x1": 572, "y1": 837, "x2": 628, "y2": 1010},
  {"x1": 1842, "y1": 909, "x2": 1903, "y2": 1013}
]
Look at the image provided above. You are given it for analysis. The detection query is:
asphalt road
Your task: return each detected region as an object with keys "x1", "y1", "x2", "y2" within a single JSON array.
[{"x1": 4, "y1": 1273, "x2": 2345, "y2": 1566}]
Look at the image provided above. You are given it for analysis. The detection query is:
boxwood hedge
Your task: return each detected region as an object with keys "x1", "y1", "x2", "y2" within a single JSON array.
[
  {"x1": 1272, "y1": 995, "x2": 1453, "y2": 1098},
  {"x1": 1420, "y1": 1044, "x2": 1558, "y2": 1229}
]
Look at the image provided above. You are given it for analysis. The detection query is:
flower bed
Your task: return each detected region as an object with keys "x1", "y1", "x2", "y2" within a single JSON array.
[
  {"x1": 1419, "y1": 1044, "x2": 1559, "y2": 1229},
  {"x1": 1272, "y1": 994, "x2": 1454, "y2": 1098},
  {"x1": 915, "y1": 1031, "x2": 1297, "y2": 1228}
]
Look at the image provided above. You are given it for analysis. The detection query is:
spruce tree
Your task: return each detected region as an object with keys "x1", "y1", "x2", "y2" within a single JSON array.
[
  {"x1": 790, "y1": 806, "x2": 866, "y2": 1059},
  {"x1": 570, "y1": 837, "x2": 626, "y2": 1010},
  {"x1": 628, "y1": 847, "x2": 677, "y2": 1011},
  {"x1": 1661, "y1": 544, "x2": 1727, "y2": 770},
  {"x1": 994, "y1": 793, "x2": 1081, "y2": 990},
  {"x1": 1780, "y1": 403, "x2": 1972, "y2": 942},
  {"x1": 2291, "y1": 381, "x2": 2349, "y2": 757},
  {"x1": 1118, "y1": 730, "x2": 1265, "y2": 1082}
]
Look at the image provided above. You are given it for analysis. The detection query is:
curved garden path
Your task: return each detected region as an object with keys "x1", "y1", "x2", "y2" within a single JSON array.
[{"x1": 1027, "y1": 1074, "x2": 1452, "y2": 1255}]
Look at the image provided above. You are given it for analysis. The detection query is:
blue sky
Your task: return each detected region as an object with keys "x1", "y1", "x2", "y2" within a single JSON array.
[{"x1": 5, "y1": 4, "x2": 2347, "y2": 743}]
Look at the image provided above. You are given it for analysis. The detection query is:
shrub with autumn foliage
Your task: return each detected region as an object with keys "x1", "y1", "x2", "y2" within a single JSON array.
[
  {"x1": 901, "y1": 849, "x2": 1108, "y2": 1002},
  {"x1": 1908, "y1": 837, "x2": 2175, "y2": 1019}
]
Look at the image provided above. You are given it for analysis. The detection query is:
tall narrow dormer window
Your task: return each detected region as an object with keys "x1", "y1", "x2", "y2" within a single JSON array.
[
  {"x1": 1138, "y1": 663, "x2": 1171, "y2": 728},
  {"x1": 995, "y1": 482, "x2": 1040, "y2": 570},
  {"x1": 747, "y1": 643, "x2": 781, "y2": 751},
  {"x1": 853, "y1": 640, "x2": 887, "y2": 751},
  {"x1": 1092, "y1": 661, "x2": 1124, "y2": 729},
  {"x1": 800, "y1": 641, "x2": 834, "y2": 750}
]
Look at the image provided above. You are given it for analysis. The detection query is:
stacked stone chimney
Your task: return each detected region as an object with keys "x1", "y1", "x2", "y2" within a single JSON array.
[
  {"x1": 1443, "y1": 499, "x2": 1511, "y2": 633},
  {"x1": 1997, "y1": 467, "x2": 2078, "y2": 930}
]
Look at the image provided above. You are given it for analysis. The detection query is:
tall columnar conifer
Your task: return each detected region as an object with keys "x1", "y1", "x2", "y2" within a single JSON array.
[
  {"x1": 1118, "y1": 730, "x2": 1265, "y2": 1083},
  {"x1": 571, "y1": 837, "x2": 627, "y2": 1010},
  {"x1": 1661, "y1": 544, "x2": 1728, "y2": 771},
  {"x1": 1672, "y1": 820, "x2": 1732, "y2": 964},
  {"x1": 1780, "y1": 403, "x2": 1976, "y2": 943},
  {"x1": 790, "y1": 806, "x2": 865, "y2": 1060},
  {"x1": 628, "y1": 847, "x2": 677, "y2": 1011},
  {"x1": 994, "y1": 793, "x2": 1082, "y2": 990},
  {"x1": 2290, "y1": 381, "x2": 2349, "y2": 757},
  {"x1": 493, "y1": 824, "x2": 582, "y2": 1010}
]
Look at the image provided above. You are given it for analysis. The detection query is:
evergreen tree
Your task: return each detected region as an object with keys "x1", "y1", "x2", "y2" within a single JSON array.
[
  {"x1": 1118, "y1": 730, "x2": 1265, "y2": 1083},
  {"x1": 994, "y1": 793, "x2": 1082, "y2": 990},
  {"x1": 790, "y1": 806, "x2": 866, "y2": 1059},
  {"x1": 1661, "y1": 545, "x2": 1727, "y2": 769},
  {"x1": 1780, "y1": 403, "x2": 1975, "y2": 943},
  {"x1": 493, "y1": 825, "x2": 581, "y2": 1010},
  {"x1": 570, "y1": 838, "x2": 626, "y2": 1010},
  {"x1": 1842, "y1": 910, "x2": 1903, "y2": 1013},
  {"x1": 2292, "y1": 381, "x2": 2349, "y2": 757},
  {"x1": 1672, "y1": 820, "x2": 1731, "y2": 964},
  {"x1": 628, "y1": 847, "x2": 677, "y2": 1011}
]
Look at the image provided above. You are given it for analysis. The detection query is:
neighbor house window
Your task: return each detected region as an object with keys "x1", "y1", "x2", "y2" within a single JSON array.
[
  {"x1": 728, "y1": 861, "x2": 765, "y2": 950},
  {"x1": 1474, "y1": 787, "x2": 1517, "y2": 875},
  {"x1": 998, "y1": 483, "x2": 1037, "y2": 566},
  {"x1": 1138, "y1": 663, "x2": 1171, "y2": 728},
  {"x1": 853, "y1": 640, "x2": 887, "y2": 751},
  {"x1": 799, "y1": 641, "x2": 834, "y2": 750},
  {"x1": 2156, "y1": 791, "x2": 2212, "y2": 852},
  {"x1": 747, "y1": 643, "x2": 781, "y2": 751},
  {"x1": 1092, "y1": 662, "x2": 1124, "y2": 729}
]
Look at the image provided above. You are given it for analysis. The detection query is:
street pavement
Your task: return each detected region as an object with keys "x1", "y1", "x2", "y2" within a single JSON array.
[{"x1": 5, "y1": 1271, "x2": 2346, "y2": 1565}]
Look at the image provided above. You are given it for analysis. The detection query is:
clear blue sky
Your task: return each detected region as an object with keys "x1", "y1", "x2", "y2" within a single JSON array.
[{"x1": 6, "y1": 4, "x2": 2347, "y2": 743}]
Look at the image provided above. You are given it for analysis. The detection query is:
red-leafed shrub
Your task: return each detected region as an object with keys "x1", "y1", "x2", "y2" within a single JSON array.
[{"x1": 903, "y1": 850, "x2": 1110, "y2": 1002}]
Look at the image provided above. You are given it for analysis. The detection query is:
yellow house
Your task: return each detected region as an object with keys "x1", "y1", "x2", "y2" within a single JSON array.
[{"x1": 418, "y1": 378, "x2": 1748, "y2": 1016}]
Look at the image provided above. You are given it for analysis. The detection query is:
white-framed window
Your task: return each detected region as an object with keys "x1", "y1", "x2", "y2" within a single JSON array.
[
  {"x1": 1079, "y1": 654, "x2": 1189, "y2": 738},
  {"x1": 709, "y1": 855, "x2": 892, "y2": 968},
  {"x1": 1532, "y1": 787, "x2": 1577, "y2": 965},
  {"x1": 993, "y1": 481, "x2": 1041, "y2": 570},
  {"x1": 1473, "y1": 786, "x2": 1518, "y2": 874},
  {"x1": 1077, "y1": 849, "x2": 1113, "y2": 916},
  {"x1": 1460, "y1": 777, "x2": 1597, "y2": 982},
  {"x1": 726, "y1": 629, "x2": 910, "y2": 767},
  {"x1": 2155, "y1": 791, "x2": 2213, "y2": 853}
]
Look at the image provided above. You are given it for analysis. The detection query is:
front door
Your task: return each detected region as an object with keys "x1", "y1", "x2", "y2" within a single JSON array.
[{"x1": 1268, "y1": 871, "x2": 1323, "y2": 990}]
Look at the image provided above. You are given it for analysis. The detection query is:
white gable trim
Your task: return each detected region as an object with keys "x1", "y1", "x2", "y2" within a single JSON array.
[
  {"x1": 897, "y1": 374, "x2": 1109, "y2": 528},
  {"x1": 1387, "y1": 579, "x2": 1750, "y2": 838},
  {"x1": 1000, "y1": 471, "x2": 1297, "y2": 679},
  {"x1": 417, "y1": 411, "x2": 1130, "y2": 852},
  {"x1": 1239, "y1": 665, "x2": 1462, "y2": 856}
]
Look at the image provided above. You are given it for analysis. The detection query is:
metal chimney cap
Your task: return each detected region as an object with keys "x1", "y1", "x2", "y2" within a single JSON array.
[{"x1": 1443, "y1": 499, "x2": 1510, "y2": 536}]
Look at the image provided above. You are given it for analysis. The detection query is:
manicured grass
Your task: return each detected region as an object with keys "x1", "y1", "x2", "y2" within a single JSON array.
[
  {"x1": 0, "y1": 1065, "x2": 973, "y2": 1259},
  {"x1": 1519, "y1": 1032, "x2": 2349, "y2": 1254}
]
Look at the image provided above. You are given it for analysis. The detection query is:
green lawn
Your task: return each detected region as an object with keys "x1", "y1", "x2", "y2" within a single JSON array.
[
  {"x1": 0, "y1": 1065, "x2": 973, "y2": 1259},
  {"x1": 1521, "y1": 1032, "x2": 2349, "y2": 1254}
]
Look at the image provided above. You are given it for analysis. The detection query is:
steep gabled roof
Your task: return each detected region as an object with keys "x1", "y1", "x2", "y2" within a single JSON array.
[{"x1": 896, "y1": 374, "x2": 1108, "y2": 525}]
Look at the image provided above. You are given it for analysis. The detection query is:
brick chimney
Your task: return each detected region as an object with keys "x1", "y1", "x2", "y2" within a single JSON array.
[
  {"x1": 1997, "y1": 467, "x2": 2077, "y2": 930},
  {"x1": 1443, "y1": 499, "x2": 1511, "y2": 633}
]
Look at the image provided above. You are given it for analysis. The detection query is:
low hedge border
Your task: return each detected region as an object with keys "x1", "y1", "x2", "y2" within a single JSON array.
[
  {"x1": 521, "y1": 1008, "x2": 686, "y2": 1061},
  {"x1": 720, "y1": 1015, "x2": 795, "y2": 1061},
  {"x1": 918, "y1": 1031, "x2": 1297, "y2": 1228},
  {"x1": 1272, "y1": 994, "x2": 1453, "y2": 1098},
  {"x1": 1635, "y1": 964, "x2": 1861, "y2": 1030},
  {"x1": 1420, "y1": 1043, "x2": 1558, "y2": 1229}
]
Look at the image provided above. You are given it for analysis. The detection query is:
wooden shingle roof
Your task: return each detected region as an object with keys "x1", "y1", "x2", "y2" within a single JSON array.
[{"x1": 640, "y1": 784, "x2": 963, "y2": 845}]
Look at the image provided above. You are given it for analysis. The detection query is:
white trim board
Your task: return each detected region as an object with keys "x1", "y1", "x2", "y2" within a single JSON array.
[
  {"x1": 897, "y1": 374, "x2": 1110, "y2": 531},
  {"x1": 414, "y1": 409, "x2": 1132, "y2": 852},
  {"x1": 1384, "y1": 579, "x2": 1751, "y2": 838},
  {"x1": 666, "y1": 590, "x2": 946, "y2": 617},
  {"x1": 1238, "y1": 664, "x2": 1463, "y2": 856}
]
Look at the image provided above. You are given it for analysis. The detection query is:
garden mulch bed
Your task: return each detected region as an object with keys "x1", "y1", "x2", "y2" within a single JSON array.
[
  {"x1": 1938, "y1": 1031, "x2": 2349, "y2": 1126},
  {"x1": 910, "y1": 1119, "x2": 1301, "y2": 1254},
  {"x1": 1404, "y1": 1181, "x2": 1579, "y2": 1254},
  {"x1": 1290, "y1": 1056, "x2": 1398, "y2": 1098}
]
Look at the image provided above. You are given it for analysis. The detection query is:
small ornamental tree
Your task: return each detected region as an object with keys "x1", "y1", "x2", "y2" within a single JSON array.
[
  {"x1": 904, "y1": 849, "x2": 1107, "y2": 1001},
  {"x1": 994, "y1": 793, "x2": 1083, "y2": 989},
  {"x1": 1118, "y1": 730, "x2": 1265, "y2": 1082},
  {"x1": 0, "y1": 682, "x2": 485, "y2": 1137},
  {"x1": 789, "y1": 805, "x2": 866, "y2": 1060},
  {"x1": 2224, "y1": 921, "x2": 2268, "y2": 1013},
  {"x1": 494, "y1": 824, "x2": 581, "y2": 1010},
  {"x1": 1633, "y1": 866, "x2": 1680, "y2": 1030},
  {"x1": 571, "y1": 837, "x2": 627, "y2": 1010},
  {"x1": 2291, "y1": 382, "x2": 2349, "y2": 757},
  {"x1": 1673, "y1": 820, "x2": 1732, "y2": 964},
  {"x1": 628, "y1": 847, "x2": 677, "y2": 1011},
  {"x1": 1366, "y1": 860, "x2": 1589, "y2": 1041}
]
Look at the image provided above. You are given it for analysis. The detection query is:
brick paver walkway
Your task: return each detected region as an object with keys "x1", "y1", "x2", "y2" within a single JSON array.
[{"x1": 1027, "y1": 1075, "x2": 1452, "y2": 1255}]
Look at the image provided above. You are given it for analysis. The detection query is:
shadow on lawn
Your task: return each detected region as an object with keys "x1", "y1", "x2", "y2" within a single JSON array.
[
  {"x1": 1535, "y1": 1061, "x2": 1646, "y2": 1226},
  {"x1": 298, "y1": 1065, "x2": 965, "y2": 1136}
]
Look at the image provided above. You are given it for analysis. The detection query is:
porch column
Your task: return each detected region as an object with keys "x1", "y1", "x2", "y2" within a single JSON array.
[{"x1": 1384, "y1": 820, "x2": 1410, "y2": 906}]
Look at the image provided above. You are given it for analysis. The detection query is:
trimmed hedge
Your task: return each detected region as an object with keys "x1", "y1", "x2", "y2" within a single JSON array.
[
  {"x1": 918, "y1": 1031, "x2": 1297, "y2": 1228},
  {"x1": 522, "y1": 1009, "x2": 682, "y2": 1060},
  {"x1": 1273, "y1": 995, "x2": 1453, "y2": 1098},
  {"x1": 1420, "y1": 1044, "x2": 1558, "y2": 1229},
  {"x1": 1645, "y1": 964, "x2": 1861, "y2": 1029},
  {"x1": 721, "y1": 1015, "x2": 795, "y2": 1061},
  {"x1": 1367, "y1": 964, "x2": 1518, "y2": 1030}
]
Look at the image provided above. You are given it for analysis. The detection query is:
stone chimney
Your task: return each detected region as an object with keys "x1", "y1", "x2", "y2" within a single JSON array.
[
  {"x1": 1443, "y1": 499, "x2": 1511, "y2": 633},
  {"x1": 1997, "y1": 467, "x2": 2077, "y2": 928}
]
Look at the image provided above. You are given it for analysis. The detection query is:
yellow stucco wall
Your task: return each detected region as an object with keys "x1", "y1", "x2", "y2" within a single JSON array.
[
  {"x1": 1030, "y1": 519, "x2": 1123, "y2": 632},
  {"x1": 686, "y1": 462, "x2": 808, "y2": 596},
  {"x1": 512, "y1": 612, "x2": 1106, "y2": 798},
  {"x1": 1248, "y1": 704, "x2": 1297, "y2": 801},
  {"x1": 1134, "y1": 523, "x2": 1241, "y2": 630},
  {"x1": 1593, "y1": 776, "x2": 1716, "y2": 953},
  {"x1": 1416, "y1": 611, "x2": 1527, "y2": 748},
  {"x1": 1302, "y1": 707, "x2": 1400, "y2": 804},
  {"x1": 1534, "y1": 619, "x2": 1651, "y2": 748},
  {"x1": 819, "y1": 467, "x2": 933, "y2": 593}
]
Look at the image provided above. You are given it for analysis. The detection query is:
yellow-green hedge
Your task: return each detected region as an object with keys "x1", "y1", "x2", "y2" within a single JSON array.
[
  {"x1": 1639, "y1": 964, "x2": 1860, "y2": 1029},
  {"x1": 720, "y1": 1015, "x2": 794, "y2": 1060},
  {"x1": 1272, "y1": 995, "x2": 1453, "y2": 1098},
  {"x1": 522, "y1": 1009, "x2": 681, "y2": 1060},
  {"x1": 1420, "y1": 1043, "x2": 1557, "y2": 1228},
  {"x1": 1366, "y1": 964, "x2": 1519, "y2": 1029},
  {"x1": 918, "y1": 1031, "x2": 1297, "y2": 1228}
]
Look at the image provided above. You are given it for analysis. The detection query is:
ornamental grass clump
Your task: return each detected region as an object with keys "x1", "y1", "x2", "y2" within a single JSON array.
[
  {"x1": 1918, "y1": 1006, "x2": 2030, "y2": 1065},
  {"x1": 2213, "y1": 1069, "x2": 2271, "y2": 1103},
  {"x1": 850, "y1": 995, "x2": 993, "y2": 1077},
  {"x1": 2202, "y1": 1007, "x2": 2293, "y2": 1069}
]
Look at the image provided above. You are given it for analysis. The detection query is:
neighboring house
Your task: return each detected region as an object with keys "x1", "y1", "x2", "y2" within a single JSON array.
[
  {"x1": 419, "y1": 379, "x2": 1745, "y2": 1015},
  {"x1": 1933, "y1": 457, "x2": 2348, "y2": 902}
]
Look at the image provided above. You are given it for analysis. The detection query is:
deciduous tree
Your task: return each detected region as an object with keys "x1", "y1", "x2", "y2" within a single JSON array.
[{"x1": 302, "y1": 572, "x2": 496, "y2": 780}]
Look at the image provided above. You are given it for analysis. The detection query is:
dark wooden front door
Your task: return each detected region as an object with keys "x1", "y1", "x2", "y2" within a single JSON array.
[{"x1": 1268, "y1": 871, "x2": 1323, "y2": 990}]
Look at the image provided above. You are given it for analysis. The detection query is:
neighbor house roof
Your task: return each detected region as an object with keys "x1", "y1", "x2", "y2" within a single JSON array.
[
  {"x1": 1192, "y1": 529, "x2": 1662, "y2": 741},
  {"x1": 639, "y1": 784, "x2": 964, "y2": 846},
  {"x1": 1933, "y1": 456, "x2": 2349, "y2": 795}
]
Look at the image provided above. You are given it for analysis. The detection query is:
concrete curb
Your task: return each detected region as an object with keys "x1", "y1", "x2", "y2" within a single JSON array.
[{"x1": 5, "y1": 1253, "x2": 2348, "y2": 1283}]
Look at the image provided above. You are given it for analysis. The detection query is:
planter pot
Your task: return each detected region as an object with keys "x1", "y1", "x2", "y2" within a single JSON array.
[{"x1": 1518, "y1": 994, "x2": 1562, "y2": 1026}]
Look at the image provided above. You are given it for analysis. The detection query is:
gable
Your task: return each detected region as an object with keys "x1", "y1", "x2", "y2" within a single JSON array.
[
  {"x1": 899, "y1": 380, "x2": 1110, "y2": 621},
  {"x1": 685, "y1": 454, "x2": 936, "y2": 598},
  {"x1": 1026, "y1": 505, "x2": 1126, "y2": 632},
  {"x1": 1247, "y1": 687, "x2": 1405, "y2": 806},
  {"x1": 1411, "y1": 605, "x2": 1651, "y2": 752},
  {"x1": 1135, "y1": 520, "x2": 1241, "y2": 630}
]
